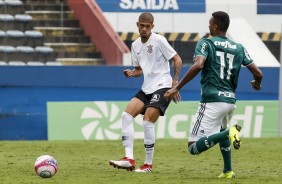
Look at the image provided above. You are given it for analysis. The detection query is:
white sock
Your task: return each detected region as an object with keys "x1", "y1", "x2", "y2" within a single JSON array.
[
  {"x1": 143, "y1": 121, "x2": 155, "y2": 165},
  {"x1": 121, "y1": 112, "x2": 134, "y2": 159}
]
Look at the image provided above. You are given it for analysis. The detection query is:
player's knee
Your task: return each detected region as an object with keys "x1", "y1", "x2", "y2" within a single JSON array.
[
  {"x1": 188, "y1": 142, "x2": 200, "y2": 155},
  {"x1": 122, "y1": 112, "x2": 133, "y2": 123}
]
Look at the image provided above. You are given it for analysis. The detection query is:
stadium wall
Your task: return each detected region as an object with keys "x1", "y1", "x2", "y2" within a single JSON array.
[
  {"x1": 99, "y1": 0, "x2": 282, "y2": 33},
  {"x1": 0, "y1": 66, "x2": 278, "y2": 140},
  {"x1": 98, "y1": 0, "x2": 281, "y2": 65},
  {"x1": 67, "y1": 0, "x2": 130, "y2": 65}
]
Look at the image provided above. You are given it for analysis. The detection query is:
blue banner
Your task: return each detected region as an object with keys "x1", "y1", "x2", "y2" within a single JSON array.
[
  {"x1": 95, "y1": 0, "x2": 206, "y2": 13},
  {"x1": 0, "y1": 66, "x2": 278, "y2": 140},
  {"x1": 257, "y1": 0, "x2": 282, "y2": 14}
]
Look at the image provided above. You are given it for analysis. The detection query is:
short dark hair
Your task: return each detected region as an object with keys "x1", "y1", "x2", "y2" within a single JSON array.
[
  {"x1": 139, "y1": 12, "x2": 154, "y2": 23},
  {"x1": 212, "y1": 11, "x2": 230, "y2": 32}
]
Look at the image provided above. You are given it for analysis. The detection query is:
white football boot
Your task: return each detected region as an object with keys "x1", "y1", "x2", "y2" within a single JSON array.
[{"x1": 109, "y1": 157, "x2": 135, "y2": 171}]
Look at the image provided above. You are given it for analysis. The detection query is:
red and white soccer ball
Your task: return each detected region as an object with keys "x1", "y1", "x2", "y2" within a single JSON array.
[{"x1": 34, "y1": 155, "x2": 58, "y2": 178}]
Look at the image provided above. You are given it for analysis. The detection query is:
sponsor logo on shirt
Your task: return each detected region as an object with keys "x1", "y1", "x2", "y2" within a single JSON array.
[
  {"x1": 201, "y1": 42, "x2": 207, "y2": 53},
  {"x1": 214, "y1": 41, "x2": 237, "y2": 49},
  {"x1": 147, "y1": 44, "x2": 153, "y2": 54},
  {"x1": 218, "y1": 91, "x2": 235, "y2": 98}
]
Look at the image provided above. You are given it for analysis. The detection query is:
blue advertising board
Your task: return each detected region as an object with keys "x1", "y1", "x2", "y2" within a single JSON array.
[
  {"x1": 0, "y1": 66, "x2": 279, "y2": 140},
  {"x1": 257, "y1": 0, "x2": 282, "y2": 14},
  {"x1": 95, "y1": 0, "x2": 206, "y2": 13}
]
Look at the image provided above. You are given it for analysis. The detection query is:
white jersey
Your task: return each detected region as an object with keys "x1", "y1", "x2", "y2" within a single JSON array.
[{"x1": 131, "y1": 33, "x2": 177, "y2": 94}]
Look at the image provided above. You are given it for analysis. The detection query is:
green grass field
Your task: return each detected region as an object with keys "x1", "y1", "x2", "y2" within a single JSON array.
[{"x1": 0, "y1": 138, "x2": 282, "y2": 184}]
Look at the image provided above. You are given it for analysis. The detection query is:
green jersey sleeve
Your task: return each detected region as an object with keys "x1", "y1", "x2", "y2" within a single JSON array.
[
  {"x1": 193, "y1": 38, "x2": 209, "y2": 60},
  {"x1": 242, "y1": 46, "x2": 253, "y2": 66}
]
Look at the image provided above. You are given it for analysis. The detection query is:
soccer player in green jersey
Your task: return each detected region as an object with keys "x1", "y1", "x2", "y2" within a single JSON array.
[{"x1": 164, "y1": 11, "x2": 263, "y2": 178}]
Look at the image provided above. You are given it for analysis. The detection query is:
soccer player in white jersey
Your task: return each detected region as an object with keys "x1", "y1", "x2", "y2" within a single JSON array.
[
  {"x1": 109, "y1": 12, "x2": 182, "y2": 172},
  {"x1": 164, "y1": 11, "x2": 263, "y2": 178}
]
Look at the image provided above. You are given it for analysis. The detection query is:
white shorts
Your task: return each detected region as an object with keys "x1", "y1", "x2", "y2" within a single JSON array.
[{"x1": 189, "y1": 102, "x2": 236, "y2": 142}]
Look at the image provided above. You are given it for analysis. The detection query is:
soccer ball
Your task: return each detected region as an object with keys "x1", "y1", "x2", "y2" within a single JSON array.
[{"x1": 34, "y1": 155, "x2": 58, "y2": 178}]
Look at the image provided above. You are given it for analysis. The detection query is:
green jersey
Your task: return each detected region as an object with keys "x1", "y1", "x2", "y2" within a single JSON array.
[{"x1": 194, "y1": 36, "x2": 253, "y2": 104}]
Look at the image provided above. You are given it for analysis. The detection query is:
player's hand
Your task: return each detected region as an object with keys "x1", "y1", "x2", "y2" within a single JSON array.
[
  {"x1": 123, "y1": 69, "x2": 132, "y2": 78},
  {"x1": 164, "y1": 88, "x2": 180, "y2": 103},
  {"x1": 172, "y1": 91, "x2": 181, "y2": 103},
  {"x1": 251, "y1": 80, "x2": 261, "y2": 90}
]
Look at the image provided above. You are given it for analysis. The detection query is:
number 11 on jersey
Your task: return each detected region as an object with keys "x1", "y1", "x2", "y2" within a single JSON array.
[{"x1": 216, "y1": 51, "x2": 234, "y2": 80}]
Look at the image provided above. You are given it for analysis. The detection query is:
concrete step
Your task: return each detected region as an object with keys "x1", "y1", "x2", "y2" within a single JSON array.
[
  {"x1": 0, "y1": 20, "x2": 34, "y2": 31},
  {"x1": 0, "y1": 50, "x2": 56, "y2": 62},
  {"x1": 43, "y1": 36, "x2": 91, "y2": 43},
  {"x1": 26, "y1": 11, "x2": 74, "y2": 20},
  {"x1": 24, "y1": 4, "x2": 69, "y2": 11},
  {"x1": 56, "y1": 58, "x2": 105, "y2": 66},
  {"x1": 0, "y1": 36, "x2": 44, "y2": 47},
  {"x1": 44, "y1": 43, "x2": 96, "y2": 52},
  {"x1": 54, "y1": 51, "x2": 101, "y2": 58},
  {"x1": 0, "y1": 4, "x2": 25, "y2": 15},
  {"x1": 21, "y1": 0, "x2": 105, "y2": 65},
  {"x1": 32, "y1": 19, "x2": 80, "y2": 27},
  {"x1": 21, "y1": 0, "x2": 68, "y2": 4},
  {"x1": 34, "y1": 27, "x2": 84, "y2": 36}
]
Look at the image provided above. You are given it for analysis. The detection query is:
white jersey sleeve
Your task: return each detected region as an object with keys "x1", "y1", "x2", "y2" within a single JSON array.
[
  {"x1": 131, "y1": 39, "x2": 140, "y2": 67},
  {"x1": 158, "y1": 36, "x2": 177, "y2": 61}
]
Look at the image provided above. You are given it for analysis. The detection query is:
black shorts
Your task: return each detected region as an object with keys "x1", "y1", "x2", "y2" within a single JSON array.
[{"x1": 134, "y1": 88, "x2": 171, "y2": 116}]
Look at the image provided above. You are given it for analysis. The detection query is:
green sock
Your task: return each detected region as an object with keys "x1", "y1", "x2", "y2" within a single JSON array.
[
  {"x1": 219, "y1": 130, "x2": 232, "y2": 173},
  {"x1": 193, "y1": 129, "x2": 229, "y2": 154}
]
